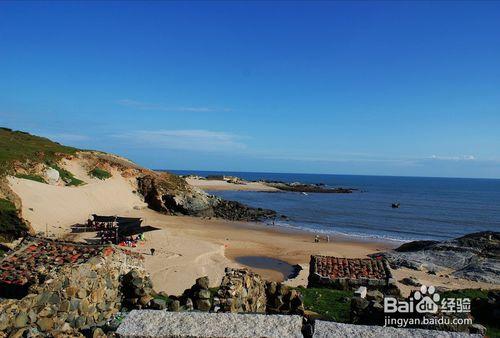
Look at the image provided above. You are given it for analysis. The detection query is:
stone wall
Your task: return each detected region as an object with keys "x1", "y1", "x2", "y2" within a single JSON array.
[
  {"x1": 0, "y1": 246, "x2": 144, "y2": 336},
  {"x1": 265, "y1": 281, "x2": 304, "y2": 315},
  {"x1": 213, "y1": 268, "x2": 267, "y2": 313},
  {"x1": 121, "y1": 269, "x2": 167, "y2": 311},
  {"x1": 210, "y1": 268, "x2": 304, "y2": 315}
]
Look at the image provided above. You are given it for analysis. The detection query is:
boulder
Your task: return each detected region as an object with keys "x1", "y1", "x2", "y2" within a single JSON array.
[
  {"x1": 366, "y1": 290, "x2": 384, "y2": 303},
  {"x1": 400, "y1": 277, "x2": 421, "y2": 286},
  {"x1": 45, "y1": 167, "x2": 60, "y2": 185},
  {"x1": 354, "y1": 286, "x2": 367, "y2": 298}
]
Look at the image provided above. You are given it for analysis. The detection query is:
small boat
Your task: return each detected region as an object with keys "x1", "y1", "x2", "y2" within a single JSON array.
[
  {"x1": 391, "y1": 203, "x2": 400, "y2": 208},
  {"x1": 302, "y1": 192, "x2": 308, "y2": 196}
]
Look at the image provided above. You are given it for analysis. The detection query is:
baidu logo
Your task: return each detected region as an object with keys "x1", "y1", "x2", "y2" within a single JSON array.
[
  {"x1": 384, "y1": 284, "x2": 473, "y2": 328},
  {"x1": 384, "y1": 285, "x2": 441, "y2": 314},
  {"x1": 414, "y1": 285, "x2": 440, "y2": 313}
]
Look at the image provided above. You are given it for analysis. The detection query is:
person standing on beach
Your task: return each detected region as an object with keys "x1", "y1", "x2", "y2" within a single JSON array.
[{"x1": 150, "y1": 248, "x2": 156, "y2": 256}]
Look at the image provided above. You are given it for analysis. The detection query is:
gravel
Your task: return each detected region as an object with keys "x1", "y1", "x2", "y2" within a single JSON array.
[
  {"x1": 313, "y1": 321, "x2": 481, "y2": 338},
  {"x1": 116, "y1": 310, "x2": 303, "y2": 338}
]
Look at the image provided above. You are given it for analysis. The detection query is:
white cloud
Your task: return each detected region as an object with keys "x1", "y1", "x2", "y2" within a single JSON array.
[
  {"x1": 116, "y1": 99, "x2": 230, "y2": 113},
  {"x1": 112, "y1": 129, "x2": 246, "y2": 152},
  {"x1": 429, "y1": 155, "x2": 476, "y2": 161}
]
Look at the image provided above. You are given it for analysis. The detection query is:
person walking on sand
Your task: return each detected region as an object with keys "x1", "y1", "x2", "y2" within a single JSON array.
[
  {"x1": 314, "y1": 235, "x2": 320, "y2": 243},
  {"x1": 326, "y1": 235, "x2": 330, "y2": 243},
  {"x1": 150, "y1": 248, "x2": 156, "y2": 256}
]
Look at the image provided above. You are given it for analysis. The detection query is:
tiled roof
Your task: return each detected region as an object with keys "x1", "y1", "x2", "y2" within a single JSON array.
[
  {"x1": 312, "y1": 255, "x2": 389, "y2": 281},
  {"x1": 0, "y1": 238, "x2": 109, "y2": 286}
]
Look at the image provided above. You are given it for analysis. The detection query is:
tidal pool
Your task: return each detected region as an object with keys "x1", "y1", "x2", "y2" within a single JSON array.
[{"x1": 234, "y1": 256, "x2": 297, "y2": 280}]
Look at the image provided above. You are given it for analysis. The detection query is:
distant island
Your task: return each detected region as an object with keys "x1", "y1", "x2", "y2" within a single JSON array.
[{"x1": 182, "y1": 174, "x2": 357, "y2": 193}]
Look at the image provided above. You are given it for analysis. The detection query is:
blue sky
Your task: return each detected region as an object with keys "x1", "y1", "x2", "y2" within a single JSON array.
[{"x1": 1, "y1": 1, "x2": 499, "y2": 178}]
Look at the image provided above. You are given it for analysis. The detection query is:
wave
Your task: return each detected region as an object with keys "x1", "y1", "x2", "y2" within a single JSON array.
[{"x1": 269, "y1": 220, "x2": 411, "y2": 243}]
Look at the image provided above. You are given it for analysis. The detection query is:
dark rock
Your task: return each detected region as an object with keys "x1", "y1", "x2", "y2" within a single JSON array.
[
  {"x1": 469, "y1": 324, "x2": 487, "y2": 335},
  {"x1": 366, "y1": 290, "x2": 384, "y2": 303},
  {"x1": 195, "y1": 299, "x2": 211, "y2": 311},
  {"x1": 185, "y1": 298, "x2": 194, "y2": 311},
  {"x1": 196, "y1": 276, "x2": 210, "y2": 290},
  {"x1": 14, "y1": 313, "x2": 28, "y2": 328},
  {"x1": 37, "y1": 317, "x2": 54, "y2": 332},
  {"x1": 400, "y1": 277, "x2": 421, "y2": 286},
  {"x1": 395, "y1": 240, "x2": 439, "y2": 252},
  {"x1": 151, "y1": 298, "x2": 167, "y2": 310},
  {"x1": 262, "y1": 181, "x2": 356, "y2": 193},
  {"x1": 169, "y1": 300, "x2": 181, "y2": 312},
  {"x1": 351, "y1": 296, "x2": 369, "y2": 311},
  {"x1": 137, "y1": 173, "x2": 277, "y2": 221},
  {"x1": 92, "y1": 327, "x2": 105, "y2": 338},
  {"x1": 197, "y1": 289, "x2": 211, "y2": 300}
]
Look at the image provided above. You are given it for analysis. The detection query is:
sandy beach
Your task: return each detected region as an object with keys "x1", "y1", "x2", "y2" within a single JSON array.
[
  {"x1": 186, "y1": 177, "x2": 279, "y2": 192},
  {"x1": 68, "y1": 208, "x2": 393, "y2": 294}
]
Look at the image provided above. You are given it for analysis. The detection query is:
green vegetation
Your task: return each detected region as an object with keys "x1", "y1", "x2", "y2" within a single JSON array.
[
  {"x1": 0, "y1": 198, "x2": 29, "y2": 242},
  {"x1": 158, "y1": 171, "x2": 190, "y2": 191},
  {"x1": 441, "y1": 288, "x2": 488, "y2": 301},
  {"x1": 442, "y1": 289, "x2": 499, "y2": 337},
  {"x1": 89, "y1": 167, "x2": 112, "y2": 180},
  {"x1": 153, "y1": 293, "x2": 172, "y2": 307},
  {"x1": 0, "y1": 127, "x2": 77, "y2": 175},
  {"x1": 14, "y1": 173, "x2": 46, "y2": 183},
  {"x1": 50, "y1": 164, "x2": 85, "y2": 186},
  {"x1": 297, "y1": 287, "x2": 353, "y2": 322}
]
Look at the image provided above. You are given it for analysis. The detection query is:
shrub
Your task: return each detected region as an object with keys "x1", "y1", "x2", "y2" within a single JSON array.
[
  {"x1": 14, "y1": 173, "x2": 46, "y2": 183},
  {"x1": 89, "y1": 167, "x2": 112, "y2": 180},
  {"x1": 50, "y1": 164, "x2": 85, "y2": 186}
]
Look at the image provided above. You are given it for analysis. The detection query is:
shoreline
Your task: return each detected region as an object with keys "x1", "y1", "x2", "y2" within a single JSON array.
[
  {"x1": 70, "y1": 210, "x2": 498, "y2": 296},
  {"x1": 70, "y1": 208, "x2": 396, "y2": 294}
]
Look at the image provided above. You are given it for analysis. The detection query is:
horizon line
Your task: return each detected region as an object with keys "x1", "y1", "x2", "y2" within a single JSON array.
[{"x1": 157, "y1": 168, "x2": 500, "y2": 181}]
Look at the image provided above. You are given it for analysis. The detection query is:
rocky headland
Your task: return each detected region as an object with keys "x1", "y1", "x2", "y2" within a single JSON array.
[
  {"x1": 137, "y1": 173, "x2": 276, "y2": 222},
  {"x1": 378, "y1": 231, "x2": 500, "y2": 284}
]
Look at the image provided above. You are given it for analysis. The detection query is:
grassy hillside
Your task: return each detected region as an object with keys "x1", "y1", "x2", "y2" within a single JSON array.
[
  {"x1": 0, "y1": 198, "x2": 29, "y2": 242},
  {"x1": 0, "y1": 127, "x2": 78, "y2": 175},
  {"x1": 0, "y1": 127, "x2": 82, "y2": 241}
]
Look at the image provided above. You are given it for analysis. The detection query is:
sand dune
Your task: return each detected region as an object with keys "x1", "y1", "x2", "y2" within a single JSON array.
[{"x1": 8, "y1": 173, "x2": 147, "y2": 235}]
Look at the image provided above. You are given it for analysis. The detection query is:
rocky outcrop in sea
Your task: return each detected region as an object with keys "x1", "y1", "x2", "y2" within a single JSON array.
[
  {"x1": 378, "y1": 231, "x2": 500, "y2": 284},
  {"x1": 262, "y1": 180, "x2": 356, "y2": 193}
]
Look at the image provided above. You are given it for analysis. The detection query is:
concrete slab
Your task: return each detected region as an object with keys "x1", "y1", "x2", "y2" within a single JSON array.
[{"x1": 116, "y1": 310, "x2": 303, "y2": 338}]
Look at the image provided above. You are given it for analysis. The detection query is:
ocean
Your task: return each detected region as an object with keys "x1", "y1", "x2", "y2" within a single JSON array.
[{"x1": 170, "y1": 170, "x2": 500, "y2": 243}]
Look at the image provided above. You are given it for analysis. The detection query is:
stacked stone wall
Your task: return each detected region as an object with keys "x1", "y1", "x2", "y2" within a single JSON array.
[
  {"x1": 213, "y1": 268, "x2": 267, "y2": 313},
  {"x1": 0, "y1": 247, "x2": 144, "y2": 336}
]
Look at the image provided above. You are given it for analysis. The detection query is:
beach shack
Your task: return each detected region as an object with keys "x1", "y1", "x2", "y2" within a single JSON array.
[{"x1": 90, "y1": 215, "x2": 143, "y2": 245}]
